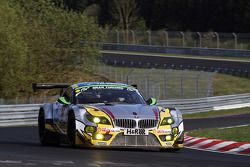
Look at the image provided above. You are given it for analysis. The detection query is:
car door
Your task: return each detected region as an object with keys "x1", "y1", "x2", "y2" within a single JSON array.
[{"x1": 54, "y1": 87, "x2": 74, "y2": 134}]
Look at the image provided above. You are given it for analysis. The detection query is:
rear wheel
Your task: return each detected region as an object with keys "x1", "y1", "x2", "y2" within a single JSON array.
[
  {"x1": 38, "y1": 109, "x2": 60, "y2": 146},
  {"x1": 67, "y1": 111, "x2": 76, "y2": 147}
]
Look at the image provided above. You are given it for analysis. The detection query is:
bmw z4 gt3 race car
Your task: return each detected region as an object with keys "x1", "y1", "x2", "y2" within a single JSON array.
[{"x1": 34, "y1": 82, "x2": 184, "y2": 150}]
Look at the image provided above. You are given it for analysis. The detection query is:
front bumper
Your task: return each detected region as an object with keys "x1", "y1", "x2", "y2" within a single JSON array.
[{"x1": 76, "y1": 121, "x2": 183, "y2": 148}]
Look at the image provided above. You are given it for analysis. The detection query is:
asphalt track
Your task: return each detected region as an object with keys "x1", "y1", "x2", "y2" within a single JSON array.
[
  {"x1": 101, "y1": 51, "x2": 250, "y2": 76},
  {"x1": 0, "y1": 114, "x2": 250, "y2": 167}
]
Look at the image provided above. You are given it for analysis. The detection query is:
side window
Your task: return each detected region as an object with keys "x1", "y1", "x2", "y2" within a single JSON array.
[{"x1": 62, "y1": 87, "x2": 73, "y2": 102}]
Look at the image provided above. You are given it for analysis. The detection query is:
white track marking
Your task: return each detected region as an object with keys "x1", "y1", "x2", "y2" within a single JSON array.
[
  {"x1": 0, "y1": 160, "x2": 22, "y2": 164},
  {"x1": 89, "y1": 161, "x2": 144, "y2": 167},
  {"x1": 219, "y1": 124, "x2": 250, "y2": 129},
  {"x1": 185, "y1": 146, "x2": 250, "y2": 157}
]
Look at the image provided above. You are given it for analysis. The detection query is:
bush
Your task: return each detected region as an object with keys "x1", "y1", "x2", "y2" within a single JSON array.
[{"x1": 0, "y1": 0, "x2": 104, "y2": 98}]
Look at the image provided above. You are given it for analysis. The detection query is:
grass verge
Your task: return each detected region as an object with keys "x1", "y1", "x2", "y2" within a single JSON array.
[
  {"x1": 188, "y1": 125, "x2": 250, "y2": 142},
  {"x1": 183, "y1": 107, "x2": 250, "y2": 119},
  {"x1": 213, "y1": 74, "x2": 250, "y2": 96}
]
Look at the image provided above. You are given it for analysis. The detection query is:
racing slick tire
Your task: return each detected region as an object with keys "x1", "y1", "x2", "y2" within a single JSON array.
[
  {"x1": 67, "y1": 111, "x2": 77, "y2": 147},
  {"x1": 38, "y1": 109, "x2": 60, "y2": 146}
]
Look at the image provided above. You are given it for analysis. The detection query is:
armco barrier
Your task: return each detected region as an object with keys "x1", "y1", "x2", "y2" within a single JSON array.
[
  {"x1": 102, "y1": 43, "x2": 250, "y2": 58},
  {"x1": 0, "y1": 93, "x2": 250, "y2": 127}
]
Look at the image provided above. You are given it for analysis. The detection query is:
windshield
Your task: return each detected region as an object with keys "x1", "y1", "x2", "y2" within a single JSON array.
[{"x1": 75, "y1": 88, "x2": 145, "y2": 104}]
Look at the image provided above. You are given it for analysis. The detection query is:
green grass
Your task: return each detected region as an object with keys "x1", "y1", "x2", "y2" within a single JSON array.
[
  {"x1": 213, "y1": 74, "x2": 250, "y2": 96},
  {"x1": 188, "y1": 125, "x2": 250, "y2": 142},
  {"x1": 183, "y1": 107, "x2": 250, "y2": 119}
]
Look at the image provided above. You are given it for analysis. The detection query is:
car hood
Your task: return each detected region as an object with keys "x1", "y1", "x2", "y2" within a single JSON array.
[{"x1": 92, "y1": 104, "x2": 160, "y2": 120}]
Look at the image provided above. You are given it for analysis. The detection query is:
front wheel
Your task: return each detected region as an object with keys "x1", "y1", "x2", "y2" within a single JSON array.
[
  {"x1": 38, "y1": 109, "x2": 60, "y2": 146},
  {"x1": 67, "y1": 111, "x2": 77, "y2": 147}
]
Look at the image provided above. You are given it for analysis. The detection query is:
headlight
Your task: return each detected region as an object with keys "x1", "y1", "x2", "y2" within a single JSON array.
[
  {"x1": 93, "y1": 117, "x2": 101, "y2": 124},
  {"x1": 93, "y1": 134, "x2": 104, "y2": 140},
  {"x1": 172, "y1": 127, "x2": 179, "y2": 134},
  {"x1": 160, "y1": 117, "x2": 175, "y2": 125},
  {"x1": 85, "y1": 126, "x2": 97, "y2": 133},
  {"x1": 165, "y1": 134, "x2": 173, "y2": 141},
  {"x1": 86, "y1": 113, "x2": 111, "y2": 125}
]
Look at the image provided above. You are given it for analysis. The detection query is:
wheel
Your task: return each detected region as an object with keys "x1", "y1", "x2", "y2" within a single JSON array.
[
  {"x1": 67, "y1": 111, "x2": 77, "y2": 147},
  {"x1": 38, "y1": 109, "x2": 60, "y2": 146}
]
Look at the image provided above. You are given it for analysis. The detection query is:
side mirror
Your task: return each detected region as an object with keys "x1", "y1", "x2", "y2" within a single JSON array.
[
  {"x1": 146, "y1": 97, "x2": 157, "y2": 105},
  {"x1": 57, "y1": 96, "x2": 71, "y2": 105}
]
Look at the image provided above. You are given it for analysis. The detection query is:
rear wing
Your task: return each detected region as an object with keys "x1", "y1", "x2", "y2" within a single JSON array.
[{"x1": 32, "y1": 83, "x2": 72, "y2": 91}]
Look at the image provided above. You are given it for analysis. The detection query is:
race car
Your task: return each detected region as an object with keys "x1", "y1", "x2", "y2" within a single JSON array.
[{"x1": 34, "y1": 82, "x2": 184, "y2": 150}]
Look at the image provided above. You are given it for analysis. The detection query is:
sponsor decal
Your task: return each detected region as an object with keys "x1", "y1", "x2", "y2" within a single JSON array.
[
  {"x1": 102, "y1": 107, "x2": 115, "y2": 120},
  {"x1": 98, "y1": 127, "x2": 120, "y2": 133},
  {"x1": 153, "y1": 108, "x2": 159, "y2": 120},
  {"x1": 124, "y1": 129, "x2": 149, "y2": 135},
  {"x1": 165, "y1": 142, "x2": 172, "y2": 146},
  {"x1": 97, "y1": 142, "x2": 107, "y2": 145},
  {"x1": 156, "y1": 129, "x2": 172, "y2": 134}
]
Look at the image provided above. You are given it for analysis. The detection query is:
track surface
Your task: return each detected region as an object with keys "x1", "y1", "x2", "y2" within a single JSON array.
[
  {"x1": 0, "y1": 114, "x2": 250, "y2": 167},
  {"x1": 101, "y1": 51, "x2": 250, "y2": 75}
]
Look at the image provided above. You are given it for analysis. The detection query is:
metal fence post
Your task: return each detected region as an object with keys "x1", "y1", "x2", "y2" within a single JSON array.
[
  {"x1": 145, "y1": 74, "x2": 150, "y2": 98},
  {"x1": 15, "y1": 97, "x2": 19, "y2": 104},
  {"x1": 130, "y1": 30, "x2": 135, "y2": 44},
  {"x1": 164, "y1": 72, "x2": 168, "y2": 99},
  {"x1": 232, "y1": 33, "x2": 237, "y2": 49},
  {"x1": 164, "y1": 31, "x2": 169, "y2": 47},
  {"x1": 147, "y1": 30, "x2": 151, "y2": 45},
  {"x1": 195, "y1": 73, "x2": 200, "y2": 98},
  {"x1": 126, "y1": 68, "x2": 135, "y2": 84},
  {"x1": 116, "y1": 30, "x2": 120, "y2": 44},
  {"x1": 180, "y1": 74, "x2": 184, "y2": 98},
  {"x1": 197, "y1": 32, "x2": 202, "y2": 47},
  {"x1": 214, "y1": 32, "x2": 220, "y2": 48},
  {"x1": 180, "y1": 31, "x2": 185, "y2": 47}
]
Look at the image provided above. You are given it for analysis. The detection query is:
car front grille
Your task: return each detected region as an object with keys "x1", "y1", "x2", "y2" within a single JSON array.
[
  {"x1": 114, "y1": 119, "x2": 136, "y2": 128},
  {"x1": 114, "y1": 119, "x2": 158, "y2": 129},
  {"x1": 110, "y1": 133, "x2": 161, "y2": 146},
  {"x1": 138, "y1": 119, "x2": 158, "y2": 129}
]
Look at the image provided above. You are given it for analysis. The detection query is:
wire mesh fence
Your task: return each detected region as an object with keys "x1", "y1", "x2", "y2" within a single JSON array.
[
  {"x1": 105, "y1": 30, "x2": 250, "y2": 50},
  {"x1": 0, "y1": 96, "x2": 59, "y2": 105},
  {"x1": 97, "y1": 66, "x2": 215, "y2": 100},
  {"x1": 0, "y1": 66, "x2": 215, "y2": 104}
]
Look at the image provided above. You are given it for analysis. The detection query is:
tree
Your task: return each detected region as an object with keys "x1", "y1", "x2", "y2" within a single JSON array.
[
  {"x1": 109, "y1": 0, "x2": 139, "y2": 30},
  {"x1": 0, "y1": 1, "x2": 28, "y2": 97},
  {"x1": 0, "y1": 0, "x2": 104, "y2": 98}
]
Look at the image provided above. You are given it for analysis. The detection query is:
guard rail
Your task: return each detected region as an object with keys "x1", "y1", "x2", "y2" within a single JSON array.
[
  {"x1": 0, "y1": 93, "x2": 250, "y2": 127},
  {"x1": 102, "y1": 43, "x2": 250, "y2": 58}
]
